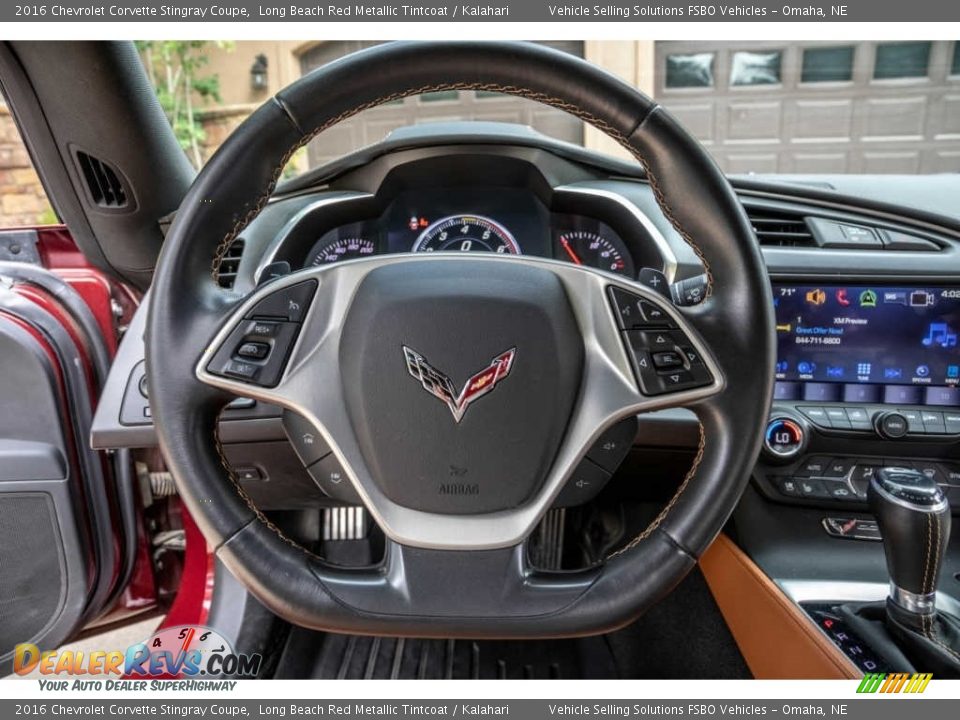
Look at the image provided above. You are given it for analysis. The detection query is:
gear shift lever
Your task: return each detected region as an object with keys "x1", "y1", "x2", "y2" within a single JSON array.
[
  {"x1": 869, "y1": 467, "x2": 950, "y2": 616},
  {"x1": 867, "y1": 466, "x2": 960, "y2": 676}
]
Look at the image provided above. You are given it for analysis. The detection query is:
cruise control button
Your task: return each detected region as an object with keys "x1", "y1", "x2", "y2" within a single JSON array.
[
  {"x1": 245, "y1": 320, "x2": 283, "y2": 338},
  {"x1": 246, "y1": 279, "x2": 317, "y2": 322},
  {"x1": 282, "y1": 410, "x2": 332, "y2": 467},
  {"x1": 236, "y1": 341, "x2": 270, "y2": 360},
  {"x1": 222, "y1": 359, "x2": 260, "y2": 381}
]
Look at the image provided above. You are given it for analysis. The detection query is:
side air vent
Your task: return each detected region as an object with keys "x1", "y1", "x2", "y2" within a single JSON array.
[
  {"x1": 216, "y1": 239, "x2": 245, "y2": 289},
  {"x1": 745, "y1": 209, "x2": 816, "y2": 247},
  {"x1": 75, "y1": 151, "x2": 128, "y2": 209}
]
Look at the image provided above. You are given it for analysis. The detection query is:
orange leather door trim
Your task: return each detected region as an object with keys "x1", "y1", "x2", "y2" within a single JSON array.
[{"x1": 700, "y1": 534, "x2": 861, "y2": 679}]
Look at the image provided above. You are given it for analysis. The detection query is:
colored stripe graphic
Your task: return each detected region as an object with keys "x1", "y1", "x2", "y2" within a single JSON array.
[{"x1": 856, "y1": 672, "x2": 932, "y2": 693}]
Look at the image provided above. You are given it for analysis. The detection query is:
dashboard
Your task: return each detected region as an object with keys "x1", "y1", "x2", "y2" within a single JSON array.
[{"x1": 91, "y1": 127, "x2": 960, "y2": 528}]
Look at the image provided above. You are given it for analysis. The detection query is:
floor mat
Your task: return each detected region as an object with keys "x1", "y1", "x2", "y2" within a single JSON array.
[{"x1": 274, "y1": 632, "x2": 616, "y2": 679}]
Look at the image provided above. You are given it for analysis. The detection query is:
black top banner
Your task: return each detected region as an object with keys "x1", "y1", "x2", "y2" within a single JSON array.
[{"x1": 5, "y1": 0, "x2": 960, "y2": 22}]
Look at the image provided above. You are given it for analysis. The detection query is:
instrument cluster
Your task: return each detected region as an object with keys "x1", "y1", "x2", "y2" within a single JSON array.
[{"x1": 300, "y1": 187, "x2": 637, "y2": 278}]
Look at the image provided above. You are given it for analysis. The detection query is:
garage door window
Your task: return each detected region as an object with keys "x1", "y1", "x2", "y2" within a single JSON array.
[
  {"x1": 731, "y1": 50, "x2": 782, "y2": 86},
  {"x1": 665, "y1": 53, "x2": 715, "y2": 88},
  {"x1": 420, "y1": 90, "x2": 460, "y2": 103},
  {"x1": 874, "y1": 42, "x2": 931, "y2": 80},
  {"x1": 801, "y1": 46, "x2": 855, "y2": 83}
]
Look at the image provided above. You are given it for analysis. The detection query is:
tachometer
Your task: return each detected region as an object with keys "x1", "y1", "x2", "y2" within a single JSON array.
[
  {"x1": 413, "y1": 215, "x2": 520, "y2": 254},
  {"x1": 307, "y1": 237, "x2": 376, "y2": 266},
  {"x1": 556, "y1": 230, "x2": 634, "y2": 277}
]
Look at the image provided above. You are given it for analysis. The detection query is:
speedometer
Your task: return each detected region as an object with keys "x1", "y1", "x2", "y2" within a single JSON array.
[
  {"x1": 413, "y1": 215, "x2": 520, "y2": 254},
  {"x1": 307, "y1": 237, "x2": 376, "y2": 266}
]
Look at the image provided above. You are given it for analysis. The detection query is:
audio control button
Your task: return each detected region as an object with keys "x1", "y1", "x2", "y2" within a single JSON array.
[{"x1": 875, "y1": 411, "x2": 909, "y2": 439}]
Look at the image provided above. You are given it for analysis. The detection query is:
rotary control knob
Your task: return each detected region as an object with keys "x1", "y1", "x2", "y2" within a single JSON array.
[
  {"x1": 763, "y1": 416, "x2": 806, "y2": 462},
  {"x1": 874, "y1": 411, "x2": 909, "y2": 439}
]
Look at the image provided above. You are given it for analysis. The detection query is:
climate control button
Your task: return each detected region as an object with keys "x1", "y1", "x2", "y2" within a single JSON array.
[{"x1": 764, "y1": 417, "x2": 806, "y2": 461}]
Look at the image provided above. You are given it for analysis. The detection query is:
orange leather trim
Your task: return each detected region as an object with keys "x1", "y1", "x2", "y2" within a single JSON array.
[{"x1": 700, "y1": 534, "x2": 861, "y2": 679}]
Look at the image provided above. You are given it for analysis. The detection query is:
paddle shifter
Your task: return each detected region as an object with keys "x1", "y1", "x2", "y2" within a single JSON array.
[{"x1": 869, "y1": 467, "x2": 960, "y2": 674}]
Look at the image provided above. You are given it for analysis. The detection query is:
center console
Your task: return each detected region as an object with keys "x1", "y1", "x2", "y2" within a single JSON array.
[
  {"x1": 745, "y1": 281, "x2": 960, "y2": 676},
  {"x1": 755, "y1": 282, "x2": 960, "y2": 517}
]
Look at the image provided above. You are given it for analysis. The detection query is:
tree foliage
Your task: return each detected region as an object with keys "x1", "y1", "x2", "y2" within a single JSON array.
[{"x1": 136, "y1": 41, "x2": 233, "y2": 168}]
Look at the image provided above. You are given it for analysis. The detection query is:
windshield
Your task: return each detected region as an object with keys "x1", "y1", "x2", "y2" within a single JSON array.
[{"x1": 138, "y1": 40, "x2": 960, "y2": 178}]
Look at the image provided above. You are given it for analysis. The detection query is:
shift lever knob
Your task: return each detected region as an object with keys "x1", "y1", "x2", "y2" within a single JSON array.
[{"x1": 869, "y1": 467, "x2": 951, "y2": 615}]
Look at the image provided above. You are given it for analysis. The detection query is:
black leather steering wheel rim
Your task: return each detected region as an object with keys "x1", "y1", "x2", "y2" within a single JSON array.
[{"x1": 147, "y1": 41, "x2": 775, "y2": 637}]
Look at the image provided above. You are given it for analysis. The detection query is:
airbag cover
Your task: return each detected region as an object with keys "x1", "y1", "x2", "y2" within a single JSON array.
[{"x1": 338, "y1": 260, "x2": 583, "y2": 514}]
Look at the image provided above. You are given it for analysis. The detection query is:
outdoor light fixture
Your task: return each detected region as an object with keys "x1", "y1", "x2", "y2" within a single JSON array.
[{"x1": 250, "y1": 54, "x2": 269, "y2": 91}]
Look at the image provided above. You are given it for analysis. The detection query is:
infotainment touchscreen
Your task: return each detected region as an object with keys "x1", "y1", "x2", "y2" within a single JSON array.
[{"x1": 773, "y1": 284, "x2": 960, "y2": 406}]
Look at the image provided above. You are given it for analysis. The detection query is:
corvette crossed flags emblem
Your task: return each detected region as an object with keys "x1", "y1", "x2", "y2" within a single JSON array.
[{"x1": 402, "y1": 346, "x2": 516, "y2": 423}]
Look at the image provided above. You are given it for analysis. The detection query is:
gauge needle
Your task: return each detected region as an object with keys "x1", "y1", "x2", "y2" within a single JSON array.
[{"x1": 560, "y1": 237, "x2": 582, "y2": 265}]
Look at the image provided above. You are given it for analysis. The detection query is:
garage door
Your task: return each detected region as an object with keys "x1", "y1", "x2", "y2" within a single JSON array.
[
  {"x1": 655, "y1": 40, "x2": 960, "y2": 174},
  {"x1": 298, "y1": 41, "x2": 585, "y2": 167}
]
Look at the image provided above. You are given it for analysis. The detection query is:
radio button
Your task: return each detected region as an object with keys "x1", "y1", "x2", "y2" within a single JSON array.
[
  {"x1": 920, "y1": 410, "x2": 947, "y2": 434},
  {"x1": 798, "y1": 406, "x2": 830, "y2": 427},
  {"x1": 825, "y1": 407, "x2": 851, "y2": 429},
  {"x1": 944, "y1": 412, "x2": 960, "y2": 434},
  {"x1": 897, "y1": 409, "x2": 925, "y2": 433},
  {"x1": 843, "y1": 407, "x2": 873, "y2": 431}
]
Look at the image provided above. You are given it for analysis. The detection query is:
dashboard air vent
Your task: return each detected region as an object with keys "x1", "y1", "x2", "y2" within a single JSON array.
[
  {"x1": 216, "y1": 239, "x2": 245, "y2": 289},
  {"x1": 75, "y1": 151, "x2": 128, "y2": 209},
  {"x1": 746, "y1": 209, "x2": 816, "y2": 247}
]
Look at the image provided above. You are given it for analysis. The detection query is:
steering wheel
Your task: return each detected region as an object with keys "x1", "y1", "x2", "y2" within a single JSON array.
[{"x1": 147, "y1": 41, "x2": 774, "y2": 637}]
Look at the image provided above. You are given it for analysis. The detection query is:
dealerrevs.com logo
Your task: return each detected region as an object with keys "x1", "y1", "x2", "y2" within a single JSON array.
[{"x1": 14, "y1": 625, "x2": 262, "y2": 680}]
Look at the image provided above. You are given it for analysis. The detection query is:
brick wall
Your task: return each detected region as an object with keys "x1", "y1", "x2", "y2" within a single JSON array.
[{"x1": 0, "y1": 105, "x2": 53, "y2": 227}]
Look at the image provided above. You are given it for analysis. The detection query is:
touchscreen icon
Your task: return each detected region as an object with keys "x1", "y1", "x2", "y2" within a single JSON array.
[
  {"x1": 858, "y1": 289, "x2": 878, "y2": 308},
  {"x1": 835, "y1": 289, "x2": 851, "y2": 307},
  {"x1": 922, "y1": 322, "x2": 958, "y2": 348},
  {"x1": 883, "y1": 290, "x2": 908, "y2": 306},
  {"x1": 805, "y1": 288, "x2": 826, "y2": 306},
  {"x1": 910, "y1": 291, "x2": 935, "y2": 307},
  {"x1": 916, "y1": 365, "x2": 930, "y2": 378}
]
